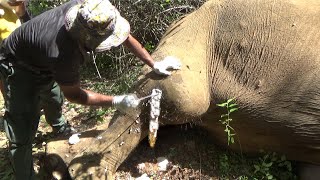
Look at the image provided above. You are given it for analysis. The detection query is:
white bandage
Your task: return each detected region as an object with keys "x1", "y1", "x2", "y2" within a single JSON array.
[
  {"x1": 153, "y1": 56, "x2": 182, "y2": 75},
  {"x1": 149, "y1": 89, "x2": 162, "y2": 147}
]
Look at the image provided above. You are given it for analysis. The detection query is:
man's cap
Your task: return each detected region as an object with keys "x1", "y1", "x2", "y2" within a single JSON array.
[{"x1": 65, "y1": 0, "x2": 130, "y2": 52}]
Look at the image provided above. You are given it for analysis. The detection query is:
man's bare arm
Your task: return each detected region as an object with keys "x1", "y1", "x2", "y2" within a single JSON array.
[
  {"x1": 123, "y1": 34, "x2": 155, "y2": 68},
  {"x1": 59, "y1": 83, "x2": 113, "y2": 106}
]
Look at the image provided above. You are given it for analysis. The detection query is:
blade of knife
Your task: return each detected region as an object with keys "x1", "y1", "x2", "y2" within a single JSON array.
[{"x1": 138, "y1": 94, "x2": 157, "y2": 101}]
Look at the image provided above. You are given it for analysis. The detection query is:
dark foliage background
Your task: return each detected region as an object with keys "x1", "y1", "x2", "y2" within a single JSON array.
[{"x1": 28, "y1": 0, "x2": 205, "y2": 94}]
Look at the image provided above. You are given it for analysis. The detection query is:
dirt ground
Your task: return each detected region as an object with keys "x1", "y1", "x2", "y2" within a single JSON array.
[{"x1": 115, "y1": 125, "x2": 220, "y2": 180}]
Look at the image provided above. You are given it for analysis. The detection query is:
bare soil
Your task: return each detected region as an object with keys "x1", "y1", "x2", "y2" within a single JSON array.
[{"x1": 116, "y1": 125, "x2": 220, "y2": 180}]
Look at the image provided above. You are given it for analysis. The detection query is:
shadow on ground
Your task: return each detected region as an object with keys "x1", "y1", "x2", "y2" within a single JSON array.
[{"x1": 116, "y1": 125, "x2": 220, "y2": 179}]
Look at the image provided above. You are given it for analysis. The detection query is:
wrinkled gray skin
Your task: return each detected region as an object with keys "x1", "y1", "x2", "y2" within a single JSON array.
[{"x1": 68, "y1": 0, "x2": 320, "y2": 179}]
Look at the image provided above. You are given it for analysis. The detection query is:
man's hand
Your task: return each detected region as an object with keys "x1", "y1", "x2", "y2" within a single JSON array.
[
  {"x1": 112, "y1": 94, "x2": 140, "y2": 113},
  {"x1": 153, "y1": 56, "x2": 182, "y2": 75},
  {"x1": 2, "y1": 0, "x2": 26, "y2": 17},
  {"x1": 6, "y1": 0, "x2": 24, "y2": 6}
]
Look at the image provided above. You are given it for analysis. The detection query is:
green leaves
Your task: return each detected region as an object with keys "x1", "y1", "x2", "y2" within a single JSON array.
[
  {"x1": 29, "y1": 0, "x2": 67, "y2": 16},
  {"x1": 217, "y1": 102, "x2": 228, "y2": 107},
  {"x1": 253, "y1": 152, "x2": 296, "y2": 180},
  {"x1": 144, "y1": 41, "x2": 156, "y2": 52},
  {"x1": 217, "y1": 99, "x2": 238, "y2": 145},
  {"x1": 229, "y1": 108, "x2": 238, "y2": 113},
  {"x1": 227, "y1": 98, "x2": 234, "y2": 104}
]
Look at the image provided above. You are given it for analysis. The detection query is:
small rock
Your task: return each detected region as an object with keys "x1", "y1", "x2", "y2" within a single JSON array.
[
  {"x1": 0, "y1": 9, "x2": 4, "y2": 16},
  {"x1": 137, "y1": 163, "x2": 146, "y2": 174},
  {"x1": 52, "y1": 171, "x2": 62, "y2": 180},
  {"x1": 135, "y1": 173, "x2": 150, "y2": 180},
  {"x1": 157, "y1": 157, "x2": 169, "y2": 171},
  {"x1": 68, "y1": 134, "x2": 80, "y2": 145}
]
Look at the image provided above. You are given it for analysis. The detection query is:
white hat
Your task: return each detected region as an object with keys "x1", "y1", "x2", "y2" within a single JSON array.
[{"x1": 65, "y1": 0, "x2": 130, "y2": 52}]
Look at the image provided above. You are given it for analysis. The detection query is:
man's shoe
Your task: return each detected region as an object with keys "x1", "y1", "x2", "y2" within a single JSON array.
[{"x1": 54, "y1": 122, "x2": 76, "y2": 136}]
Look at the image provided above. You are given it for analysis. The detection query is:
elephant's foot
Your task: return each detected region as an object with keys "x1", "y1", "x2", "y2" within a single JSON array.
[
  {"x1": 68, "y1": 159, "x2": 112, "y2": 180},
  {"x1": 68, "y1": 113, "x2": 148, "y2": 179},
  {"x1": 40, "y1": 153, "x2": 71, "y2": 180},
  {"x1": 299, "y1": 163, "x2": 320, "y2": 180}
]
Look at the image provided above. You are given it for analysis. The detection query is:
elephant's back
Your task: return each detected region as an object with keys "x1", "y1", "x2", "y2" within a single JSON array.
[
  {"x1": 210, "y1": 0, "x2": 320, "y2": 120},
  {"x1": 211, "y1": 0, "x2": 320, "y2": 93},
  {"x1": 206, "y1": 0, "x2": 320, "y2": 164}
]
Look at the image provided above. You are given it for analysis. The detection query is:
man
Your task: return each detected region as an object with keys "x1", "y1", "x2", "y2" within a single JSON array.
[
  {"x1": 0, "y1": 0, "x2": 31, "y2": 42},
  {"x1": 0, "y1": 0, "x2": 22, "y2": 101},
  {"x1": 0, "y1": 1, "x2": 21, "y2": 42},
  {"x1": 0, "y1": 0, "x2": 181, "y2": 179},
  {"x1": 0, "y1": 0, "x2": 75, "y2": 136}
]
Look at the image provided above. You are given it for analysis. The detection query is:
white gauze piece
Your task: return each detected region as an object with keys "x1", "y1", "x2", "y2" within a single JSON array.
[{"x1": 149, "y1": 89, "x2": 162, "y2": 147}]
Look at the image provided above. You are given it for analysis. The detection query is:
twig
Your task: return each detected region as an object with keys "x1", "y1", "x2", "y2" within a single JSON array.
[
  {"x1": 91, "y1": 51, "x2": 102, "y2": 79},
  {"x1": 133, "y1": 0, "x2": 142, "y2": 5},
  {"x1": 198, "y1": 148, "x2": 202, "y2": 180},
  {"x1": 159, "y1": 5, "x2": 195, "y2": 15}
]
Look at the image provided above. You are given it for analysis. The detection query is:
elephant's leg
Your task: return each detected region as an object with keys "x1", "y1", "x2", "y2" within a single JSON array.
[{"x1": 68, "y1": 113, "x2": 148, "y2": 179}]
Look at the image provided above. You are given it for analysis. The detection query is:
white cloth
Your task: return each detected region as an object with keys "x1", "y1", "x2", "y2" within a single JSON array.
[{"x1": 153, "y1": 56, "x2": 182, "y2": 75}]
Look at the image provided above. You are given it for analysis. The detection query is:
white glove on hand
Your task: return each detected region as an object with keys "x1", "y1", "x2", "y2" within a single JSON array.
[
  {"x1": 112, "y1": 94, "x2": 140, "y2": 113},
  {"x1": 153, "y1": 56, "x2": 182, "y2": 75}
]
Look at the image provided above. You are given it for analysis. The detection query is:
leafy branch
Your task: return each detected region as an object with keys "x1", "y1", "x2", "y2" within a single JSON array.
[{"x1": 217, "y1": 99, "x2": 238, "y2": 145}]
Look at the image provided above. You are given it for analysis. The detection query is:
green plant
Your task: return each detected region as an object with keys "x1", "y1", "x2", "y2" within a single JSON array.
[
  {"x1": 144, "y1": 41, "x2": 156, "y2": 52},
  {"x1": 253, "y1": 153, "x2": 275, "y2": 180},
  {"x1": 238, "y1": 175, "x2": 249, "y2": 180},
  {"x1": 29, "y1": 0, "x2": 67, "y2": 16},
  {"x1": 218, "y1": 153, "x2": 231, "y2": 176},
  {"x1": 95, "y1": 108, "x2": 114, "y2": 122},
  {"x1": 253, "y1": 152, "x2": 297, "y2": 180},
  {"x1": 217, "y1": 99, "x2": 238, "y2": 145}
]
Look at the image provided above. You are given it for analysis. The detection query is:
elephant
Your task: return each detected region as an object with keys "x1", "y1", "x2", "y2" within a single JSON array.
[{"x1": 66, "y1": 0, "x2": 320, "y2": 179}]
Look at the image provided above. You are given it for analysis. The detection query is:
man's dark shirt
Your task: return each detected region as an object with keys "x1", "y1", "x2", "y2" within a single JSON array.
[{"x1": 3, "y1": 0, "x2": 83, "y2": 85}]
